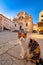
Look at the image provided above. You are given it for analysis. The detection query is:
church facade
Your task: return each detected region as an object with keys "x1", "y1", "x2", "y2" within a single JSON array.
[{"x1": 13, "y1": 12, "x2": 33, "y2": 32}]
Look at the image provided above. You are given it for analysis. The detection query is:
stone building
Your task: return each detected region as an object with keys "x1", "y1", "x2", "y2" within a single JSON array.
[
  {"x1": 13, "y1": 12, "x2": 33, "y2": 32},
  {"x1": 0, "y1": 12, "x2": 33, "y2": 32},
  {"x1": 37, "y1": 11, "x2": 43, "y2": 33},
  {"x1": 39, "y1": 10, "x2": 43, "y2": 22},
  {"x1": 33, "y1": 11, "x2": 43, "y2": 33},
  {"x1": 0, "y1": 14, "x2": 13, "y2": 31}
]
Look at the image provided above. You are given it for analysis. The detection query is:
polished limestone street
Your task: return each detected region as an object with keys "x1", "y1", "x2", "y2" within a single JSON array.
[{"x1": 0, "y1": 31, "x2": 43, "y2": 65}]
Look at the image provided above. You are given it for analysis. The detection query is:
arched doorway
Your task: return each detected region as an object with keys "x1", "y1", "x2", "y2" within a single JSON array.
[{"x1": 20, "y1": 25, "x2": 22, "y2": 30}]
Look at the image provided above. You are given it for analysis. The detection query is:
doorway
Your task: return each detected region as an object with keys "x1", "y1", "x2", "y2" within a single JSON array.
[{"x1": 20, "y1": 26, "x2": 22, "y2": 30}]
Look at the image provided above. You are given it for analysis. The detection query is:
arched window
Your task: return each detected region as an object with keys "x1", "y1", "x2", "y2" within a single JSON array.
[
  {"x1": 26, "y1": 23, "x2": 28, "y2": 26},
  {"x1": 19, "y1": 16, "x2": 23, "y2": 20},
  {"x1": 21, "y1": 16, "x2": 23, "y2": 19}
]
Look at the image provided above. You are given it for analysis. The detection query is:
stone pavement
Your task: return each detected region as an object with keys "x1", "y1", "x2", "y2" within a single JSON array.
[
  {"x1": 0, "y1": 31, "x2": 43, "y2": 65},
  {"x1": 0, "y1": 39, "x2": 35, "y2": 65}
]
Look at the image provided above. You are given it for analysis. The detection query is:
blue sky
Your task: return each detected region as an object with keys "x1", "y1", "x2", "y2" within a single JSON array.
[{"x1": 0, "y1": 0, "x2": 43, "y2": 23}]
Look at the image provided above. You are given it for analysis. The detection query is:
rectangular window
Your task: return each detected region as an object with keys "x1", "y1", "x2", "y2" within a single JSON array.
[
  {"x1": 41, "y1": 15, "x2": 43, "y2": 17},
  {"x1": 41, "y1": 19, "x2": 43, "y2": 21},
  {"x1": 26, "y1": 23, "x2": 28, "y2": 26},
  {"x1": 15, "y1": 24, "x2": 16, "y2": 27}
]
